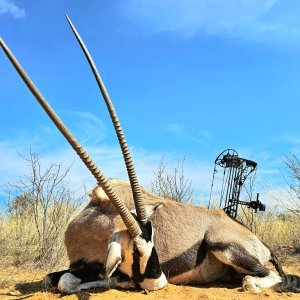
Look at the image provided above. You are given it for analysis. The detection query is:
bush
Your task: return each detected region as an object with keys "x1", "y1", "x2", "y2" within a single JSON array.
[
  {"x1": 151, "y1": 155, "x2": 194, "y2": 203},
  {"x1": 0, "y1": 152, "x2": 84, "y2": 272}
]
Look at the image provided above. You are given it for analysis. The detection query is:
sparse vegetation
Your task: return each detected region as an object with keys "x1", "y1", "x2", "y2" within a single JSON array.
[
  {"x1": 238, "y1": 208, "x2": 300, "y2": 250},
  {"x1": 282, "y1": 153, "x2": 300, "y2": 216},
  {"x1": 151, "y1": 155, "x2": 194, "y2": 203},
  {"x1": 234, "y1": 153, "x2": 300, "y2": 250},
  {"x1": 0, "y1": 152, "x2": 84, "y2": 281},
  {"x1": 1, "y1": 152, "x2": 300, "y2": 291}
]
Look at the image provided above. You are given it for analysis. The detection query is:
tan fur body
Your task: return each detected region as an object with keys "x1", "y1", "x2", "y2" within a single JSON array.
[{"x1": 65, "y1": 179, "x2": 271, "y2": 284}]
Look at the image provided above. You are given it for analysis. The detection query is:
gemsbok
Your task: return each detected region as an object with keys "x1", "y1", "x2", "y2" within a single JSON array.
[{"x1": 1, "y1": 15, "x2": 299, "y2": 295}]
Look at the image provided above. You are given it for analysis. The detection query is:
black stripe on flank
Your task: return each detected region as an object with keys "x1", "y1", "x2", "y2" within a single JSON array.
[
  {"x1": 196, "y1": 239, "x2": 207, "y2": 266},
  {"x1": 161, "y1": 242, "x2": 201, "y2": 277}
]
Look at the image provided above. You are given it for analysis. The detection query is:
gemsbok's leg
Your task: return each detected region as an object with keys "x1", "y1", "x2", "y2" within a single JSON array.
[{"x1": 209, "y1": 242, "x2": 280, "y2": 293}]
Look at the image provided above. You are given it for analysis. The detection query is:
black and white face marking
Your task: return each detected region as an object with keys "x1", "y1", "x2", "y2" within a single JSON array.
[
  {"x1": 133, "y1": 219, "x2": 155, "y2": 275},
  {"x1": 105, "y1": 204, "x2": 167, "y2": 291},
  {"x1": 132, "y1": 220, "x2": 167, "y2": 290}
]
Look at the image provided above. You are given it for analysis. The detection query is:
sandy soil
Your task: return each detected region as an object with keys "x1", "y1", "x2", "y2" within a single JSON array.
[{"x1": 1, "y1": 250, "x2": 299, "y2": 300}]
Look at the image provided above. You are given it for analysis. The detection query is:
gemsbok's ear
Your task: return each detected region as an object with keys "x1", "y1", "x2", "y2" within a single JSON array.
[
  {"x1": 104, "y1": 240, "x2": 122, "y2": 278},
  {"x1": 153, "y1": 203, "x2": 163, "y2": 211},
  {"x1": 131, "y1": 204, "x2": 164, "y2": 220},
  {"x1": 146, "y1": 203, "x2": 163, "y2": 218}
]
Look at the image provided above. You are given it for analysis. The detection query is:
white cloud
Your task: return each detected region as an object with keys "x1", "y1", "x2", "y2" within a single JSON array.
[
  {"x1": 166, "y1": 123, "x2": 210, "y2": 144},
  {"x1": 0, "y1": 0, "x2": 25, "y2": 19},
  {"x1": 64, "y1": 111, "x2": 107, "y2": 145},
  {"x1": 121, "y1": 0, "x2": 300, "y2": 44}
]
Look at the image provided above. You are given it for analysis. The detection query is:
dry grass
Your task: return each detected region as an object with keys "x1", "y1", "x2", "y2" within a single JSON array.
[
  {"x1": 0, "y1": 208, "x2": 72, "y2": 288},
  {"x1": 256, "y1": 216, "x2": 300, "y2": 249},
  {"x1": 239, "y1": 208, "x2": 300, "y2": 250},
  {"x1": 0, "y1": 152, "x2": 84, "y2": 288}
]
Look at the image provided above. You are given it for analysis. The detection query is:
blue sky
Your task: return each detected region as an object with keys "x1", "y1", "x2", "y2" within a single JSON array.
[{"x1": 1, "y1": 0, "x2": 300, "y2": 208}]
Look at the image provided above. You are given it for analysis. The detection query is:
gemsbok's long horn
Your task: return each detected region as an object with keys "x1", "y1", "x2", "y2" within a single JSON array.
[
  {"x1": 0, "y1": 37, "x2": 142, "y2": 238},
  {"x1": 65, "y1": 14, "x2": 148, "y2": 224}
]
